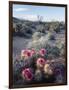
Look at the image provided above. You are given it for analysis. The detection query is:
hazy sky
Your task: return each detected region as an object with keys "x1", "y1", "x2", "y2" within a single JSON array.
[{"x1": 13, "y1": 4, "x2": 65, "y2": 22}]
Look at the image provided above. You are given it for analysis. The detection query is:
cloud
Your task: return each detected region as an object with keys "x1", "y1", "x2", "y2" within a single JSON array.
[
  {"x1": 14, "y1": 14, "x2": 38, "y2": 21},
  {"x1": 14, "y1": 8, "x2": 29, "y2": 12},
  {"x1": 13, "y1": 14, "x2": 65, "y2": 22}
]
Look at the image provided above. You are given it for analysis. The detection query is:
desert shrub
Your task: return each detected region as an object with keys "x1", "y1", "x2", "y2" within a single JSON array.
[
  {"x1": 14, "y1": 23, "x2": 26, "y2": 37},
  {"x1": 32, "y1": 32, "x2": 44, "y2": 40},
  {"x1": 44, "y1": 23, "x2": 50, "y2": 30},
  {"x1": 50, "y1": 46, "x2": 60, "y2": 58},
  {"x1": 28, "y1": 32, "x2": 51, "y2": 50},
  {"x1": 30, "y1": 24, "x2": 36, "y2": 29},
  {"x1": 49, "y1": 34, "x2": 55, "y2": 40},
  {"x1": 21, "y1": 24, "x2": 32, "y2": 34},
  {"x1": 59, "y1": 22, "x2": 65, "y2": 30},
  {"x1": 55, "y1": 40, "x2": 65, "y2": 57},
  {"x1": 14, "y1": 22, "x2": 34, "y2": 37},
  {"x1": 26, "y1": 29, "x2": 32, "y2": 34},
  {"x1": 60, "y1": 44, "x2": 65, "y2": 57},
  {"x1": 54, "y1": 27, "x2": 60, "y2": 33},
  {"x1": 44, "y1": 45, "x2": 60, "y2": 59},
  {"x1": 49, "y1": 22, "x2": 60, "y2": 33},
  {"x1": 28, "y1": 35, "x2": 48, "y2": 51},
  {"x1": 36, "y1": 25, "x2": 46, "y2": 33},
  {"x1": 17, "y1": 24, "x2": 33, "y2": 37},
  {"x1": 37, "y1": 15, "x2": 43, "y2": 24},
  {"x1": 16, "y1": 23, "x2": 22, "y2": 32},
  {"x1": 27, "y1": 31, "x2": 60, "y2": 59},
  {"x1": 56, "y1": 40, "x2": 65, "y2": 49}
]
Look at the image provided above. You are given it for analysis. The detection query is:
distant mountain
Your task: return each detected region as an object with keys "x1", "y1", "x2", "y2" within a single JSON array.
[
  {"x1": 13, "y1": 17, "x2": 22, "y2": 23},
  {"x1": 13, "y1": 17, "x2": 34, "y2": 23}
]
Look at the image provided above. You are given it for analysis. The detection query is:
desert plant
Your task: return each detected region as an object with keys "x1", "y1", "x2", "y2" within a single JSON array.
[
  {"x1": 50, "y1": 46, "x2": 60, "y2": 57},
  {"x1": 49, "y1": 22, "x2": 60, "y2": 33},
  {"x1": 36, "y1": 25, "x2": 46, "y2": 33},
  {"x1": 35, "y1": 69, "x2": 43, "y2": 81},
  {"x1": 28, "y1": 32, "x2": 53, "y2": 49},
  {"x1": 32, "y1": 32, "x2": 44, "y2": 40},
  {"x1": 37, "y1": 15, "x2": 43, "y2": 24},
  {"x1": 49, "y1": 34, "x2": 55, "y2": 40},
  {"x1": 13, "y1": 46, "x2": 65, "y2": 85},
  {"x1": 16, "y1": 23, "x2": 22, "y2": 33}
]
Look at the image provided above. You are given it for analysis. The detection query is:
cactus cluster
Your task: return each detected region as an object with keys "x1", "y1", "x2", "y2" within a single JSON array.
[{"x1": 13, "y1": 48, "x2": 65, "y2": 85}]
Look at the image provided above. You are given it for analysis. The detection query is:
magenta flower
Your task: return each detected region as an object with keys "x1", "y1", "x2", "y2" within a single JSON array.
[
  {"x1": 22, "y1": 68, "x2": 33, "y2": 81},
  {"x1": 21, "y1": 49, "x2": 27, "y2": 56},
  {"x1": 26, "y1": 50, "x2": 31, "y2": 57},
  {"x1": 21, "y1": 49, "x2": 32, "y2": 59},
  {"x1": 39, "y1": 48, "x2": 46, "y2": 56},
  {"x1": 36, "y1": 58, "x2": 46, "y2": 68},
  {"x1": 31, "y1": 48, "x2": 35, "y2": 55}
]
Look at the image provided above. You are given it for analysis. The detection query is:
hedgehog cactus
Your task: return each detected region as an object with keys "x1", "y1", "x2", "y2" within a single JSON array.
[
  {"x1": 14, "y1": 48, "x2": 65, "y2": 84},
  {"x1": 44, "y1": 64, "x2": 53, "y2": 75},
  {"x1": 36, "y1": 58, "x2": 46, "y2": 69},
  {"x1": 35, "y1": 69, "x2": 43, "y2": 81},
  {"x1": 22, "y1": 68, "x2": 33, "y2": 81}
]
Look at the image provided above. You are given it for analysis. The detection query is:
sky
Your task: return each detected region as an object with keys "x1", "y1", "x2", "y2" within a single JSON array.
[{"x1": 13, "y1": 4, "x2": 65, "y2": 22}]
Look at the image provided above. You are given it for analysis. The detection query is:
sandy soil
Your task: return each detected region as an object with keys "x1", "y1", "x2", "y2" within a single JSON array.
[{"x1": 13, "y1": 36, "x2": 31, "y2": 59}]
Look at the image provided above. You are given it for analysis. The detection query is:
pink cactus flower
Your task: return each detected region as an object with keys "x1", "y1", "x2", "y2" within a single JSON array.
[
  {"x1": 26, "y1": 50, "x2": 31, "y2": 57},
  {"x1": 36, "y1": 58, "x2": 46, "y2": 68},
  {"x1": 21, "y1": 50, "x2": 27, "y2": 56},
  {"x1": 39, "y1": 48, "x2": 46, "y2": 56},
  {"x1": 22, "y1": 68, "x2": 33, "y2": 81},
  {"x1": 21, "y1": 49, "x2": 32, "y2": 59},
  {"x1": 31, "y1": 48, "x2": 35, "y2": 55}
]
